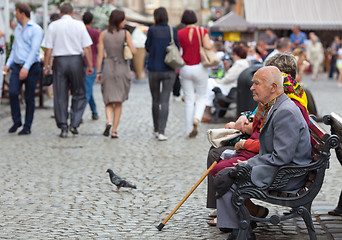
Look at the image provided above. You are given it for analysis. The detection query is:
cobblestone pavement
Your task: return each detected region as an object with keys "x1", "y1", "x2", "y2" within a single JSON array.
[{"x1": 0, "y1": 73, "x2": 341, "y2": 240}]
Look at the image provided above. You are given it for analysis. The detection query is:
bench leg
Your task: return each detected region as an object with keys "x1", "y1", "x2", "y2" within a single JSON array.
[{"x1": 298, "y1": 204, "x2": 317, "y2": 240}]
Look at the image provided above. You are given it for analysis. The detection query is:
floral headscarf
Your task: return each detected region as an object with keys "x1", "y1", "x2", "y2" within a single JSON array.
[{"x1": 282, "y1": 72, "x2": 308, "y2": 112}]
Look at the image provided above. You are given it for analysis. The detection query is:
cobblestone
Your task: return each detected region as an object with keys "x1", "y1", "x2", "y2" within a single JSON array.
[{"x1": 0, "y1": 73, "x2": 341, "y2": 239}]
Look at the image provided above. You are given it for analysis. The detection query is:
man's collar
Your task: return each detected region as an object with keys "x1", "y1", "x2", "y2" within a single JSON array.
[
  {"x1": 61, "y1": 15, "x2": 72, "y2": 20},
  {"x1": 17, "y1": 19, "x2": 33, "y2": 29}
]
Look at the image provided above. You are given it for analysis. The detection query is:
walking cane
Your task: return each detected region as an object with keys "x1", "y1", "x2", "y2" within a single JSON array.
[{"x1": 157, "y1": 161, "x2": 218, "y2": 231}]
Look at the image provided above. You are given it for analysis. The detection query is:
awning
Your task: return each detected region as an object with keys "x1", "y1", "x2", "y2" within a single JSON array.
[
  {"x1": 244, "y1": 0, "x2": 342, "y2": 30},
  {"x1": 210, "y1": 11, "x2": 256, "y2": 32}
]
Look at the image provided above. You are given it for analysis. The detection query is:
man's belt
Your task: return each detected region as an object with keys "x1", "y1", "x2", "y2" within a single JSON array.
[{"x1": 14, "y1": 62, "x2": 40, "y2": 69}]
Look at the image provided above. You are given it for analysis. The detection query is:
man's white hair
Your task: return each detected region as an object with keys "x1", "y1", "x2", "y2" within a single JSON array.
[{"x1": 264, "y1": 66, "x2": 283, "y2": 91}]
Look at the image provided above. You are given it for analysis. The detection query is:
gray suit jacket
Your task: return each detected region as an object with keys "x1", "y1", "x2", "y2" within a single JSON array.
[{"x1": 247, "y1": 93, "x2": 312, "y2": 191}]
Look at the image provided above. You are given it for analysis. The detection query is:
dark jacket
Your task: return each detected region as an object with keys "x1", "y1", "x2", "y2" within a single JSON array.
[{"x1": 145, "y1": 24, "x2": 179, "y2": 72}]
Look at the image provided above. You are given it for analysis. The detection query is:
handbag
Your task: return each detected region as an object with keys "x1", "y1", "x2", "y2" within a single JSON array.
[
  {"x1": 164, "y1": 25, "x2": 185, "y2": 69},
  {"x1": 196, "y1": 27, "x2": 220, "y2": 67},
  {"x1": 207, "y1": 128, "x2": 242, "y2": 148},
  {"x1": 41, "y1": 74, "x2": 53, "y2": 86},
  {"x1": 123, "y1": 30, "x2": 133, "y2": 60}
]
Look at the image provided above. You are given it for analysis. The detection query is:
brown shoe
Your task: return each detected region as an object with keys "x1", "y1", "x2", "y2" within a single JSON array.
[{"x1": 201, "y1": 116, "x2": 212, "y2": 123}]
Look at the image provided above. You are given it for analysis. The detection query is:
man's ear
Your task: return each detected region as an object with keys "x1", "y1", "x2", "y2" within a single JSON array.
[{"x1": 271, "y1": 82, "x2": 277, "y2": 93}]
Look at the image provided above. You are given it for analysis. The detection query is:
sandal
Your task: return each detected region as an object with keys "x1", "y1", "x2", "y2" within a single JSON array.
[
  {"x1": 103, "y1": 124, "x2": 111, "y2": 137},
  {"x1": 207, "y1": 217, "x2": 217, "y2": 226},
  {"x1": 111, "y1": 132, "x2": 119, "y2": 139},
  {"x1": 208, "y1": 209, "x2": 217, "y2": 218}
]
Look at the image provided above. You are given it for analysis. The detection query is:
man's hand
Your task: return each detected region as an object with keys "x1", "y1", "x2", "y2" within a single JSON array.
[
  {"x1": 86, "y1": 66, "x2": 94, "y2": 76},
  {"x1": 43, "y1": 68, "x2": 51, "y2": 76},
  {"x1": 96, "y1": 73, "x2": 102, "y2": 83},
  {"x1": 3, "y1": 65, "x2": 10, "y2": 74},
  {"x1": 234, "y1": 139, "x2": 246, "y2": 152},
  {"x1": 19, "y1": 68, "x2": 29, "y2": 80}
]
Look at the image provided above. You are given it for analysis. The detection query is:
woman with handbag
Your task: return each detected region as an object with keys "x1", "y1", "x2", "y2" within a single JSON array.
[
  {"x1": 96, "y1": 9, "x2": 136, "y2": 138},
  {"x1": 145, "y1": 7, "x2": 179, "y2": 141},
  {"x1": 178, "y1": 10, "x2": 213, "y2": 138}
]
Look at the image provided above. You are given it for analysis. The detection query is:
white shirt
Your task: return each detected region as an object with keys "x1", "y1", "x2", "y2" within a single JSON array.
[
  {"x1": 220, "y1": 58, "x2": 250, "y2": 90},
  {"x1": 42, "y1": 15, "x2": 92, "y2": 56}
]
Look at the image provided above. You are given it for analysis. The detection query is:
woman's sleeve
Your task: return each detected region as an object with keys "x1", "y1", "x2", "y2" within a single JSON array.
[{"x1": 243, "y1": 139, "x2": 260, "y2": 153}]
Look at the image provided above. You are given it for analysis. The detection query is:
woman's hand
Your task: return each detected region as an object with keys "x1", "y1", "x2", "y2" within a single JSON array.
[
  {"x1": 234, "y1": 140, "x2": 246, "y2": 152},
  {"x1": 233, "y1": 159, "x2": 248, "y2": 166}
]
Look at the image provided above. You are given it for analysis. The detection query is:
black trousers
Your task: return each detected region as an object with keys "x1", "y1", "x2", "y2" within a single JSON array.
[
  {"x1": 53, "y1": 55, "x2": 86, "y2": 130},
  {"x1": 206, "y1": 145, "x2": 234, "y2": 209}
]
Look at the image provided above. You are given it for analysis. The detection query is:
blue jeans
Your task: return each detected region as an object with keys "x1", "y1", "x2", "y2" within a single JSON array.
[
  {"x1": 84, "y1": 67, "x2": 98, "y2": 115},
  {"x1": 9, "y1": 62, "x2": 41, "y2": 130}
]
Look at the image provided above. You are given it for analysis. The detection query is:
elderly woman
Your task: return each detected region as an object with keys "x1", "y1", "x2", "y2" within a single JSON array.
[{"x1": 202, "y1": 46, "x2": 250, "y2": 122}]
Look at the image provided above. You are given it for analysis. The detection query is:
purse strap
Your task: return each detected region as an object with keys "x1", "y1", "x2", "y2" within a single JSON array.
[
  {"x1": 124, "y1": 29, "x2": 127, "y2": 43},
  {"x1": 169, "y1": 25, "x2": 174, "y2": 44},
  {"x1": 195, "y1": 27, "x2": 203, "y2": 47}
]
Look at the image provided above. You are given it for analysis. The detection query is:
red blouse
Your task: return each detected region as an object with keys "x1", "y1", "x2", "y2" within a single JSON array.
[{"x1": 178, "y1": 26, "x2": 208, "y2": 65}]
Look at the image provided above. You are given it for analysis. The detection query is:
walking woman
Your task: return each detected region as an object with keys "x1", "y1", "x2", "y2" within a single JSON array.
[
  {"x1": 96, "y1": 9, "x2": 136, "y2": 138},
  {"x1": 145, "y1": 7, "x2": 179, "y2": 141},
  {"x1": 178, "y1": 10, "x2": 213, "y2": 138}
]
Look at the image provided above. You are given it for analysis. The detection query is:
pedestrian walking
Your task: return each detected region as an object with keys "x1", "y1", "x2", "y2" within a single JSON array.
[
  {"x1": 96, "y1": 9, "x2": 136, "y2": 139},
  {"x1": 178, "y1": 9, "x2": 213, "y2": 138},
  {"x1": 83, "y1": 11, "x2": 99, "y2": 121},
  {"x1": 145, "y1": 7, "x2": 178, "y2": 141},
  {"x1": 306, "y1": 34, "x2": 324, "y2": 80},
  {"x1": 42, "y1": 2, "x2": 94, "y2": 138},
  {"x1": 3, "y1": 3, "x2": 43, "y2": 135},
  {"x1": 329, "y1": 36, "x2": 341, "y2": 79}
]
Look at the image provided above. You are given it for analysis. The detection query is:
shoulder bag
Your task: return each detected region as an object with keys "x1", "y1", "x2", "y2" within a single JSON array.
[
  {"x1": 196, "y1": 27, "x2": 219, "y2": 67},
  {"x1": 207, "y1": 128, "x2": 242, "y2": 148},
  {"x1": 123, "y1": 30, "x2": 133, "y2": 60},
  {"x1": 164, "y1": 25, "x2": 185, "y2": 69}
]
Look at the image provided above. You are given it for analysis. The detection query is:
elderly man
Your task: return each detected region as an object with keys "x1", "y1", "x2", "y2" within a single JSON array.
[
  {"x1": 216, "y1": 66, "x2": 312, "y2": 240},
  {"x1": 42, "y1": 2, "x2": 93, "y2": 138},
  {"x1": 3, "y1": 3, "x2": 44, "y2": 135}
]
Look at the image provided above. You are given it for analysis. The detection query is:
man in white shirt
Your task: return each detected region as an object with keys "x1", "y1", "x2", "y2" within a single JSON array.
[
  {"x1": 264, "y1": 37, "x2": 291, "y2": 63},
  {"x1": 42, "y1": 2, "x2": 93, "y2": 138}
]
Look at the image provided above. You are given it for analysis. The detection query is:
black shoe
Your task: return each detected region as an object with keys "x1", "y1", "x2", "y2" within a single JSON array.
[
  {"x1": 59, "y1": 129, "x2": 68, "y2": 138},
  {"x1": 70, "y1": 127, "x2": 78, "y2": 135},
  {"x1": 18, "y1": 128, "x2": 31, "y2": 135},
  {"x1": 103, "y1": 124, "x2": 111, "y2": 137},
  {"x1": 8, "y1": 123, "x2": 22, "y2": 133},
  {"x1": 92, "y1": 113, "x2": 99, "y2": 120}
]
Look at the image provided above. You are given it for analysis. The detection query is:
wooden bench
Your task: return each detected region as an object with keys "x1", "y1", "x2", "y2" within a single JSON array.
[{"x1": 229, "y1": 115, "x2": 340, "y2": 240}]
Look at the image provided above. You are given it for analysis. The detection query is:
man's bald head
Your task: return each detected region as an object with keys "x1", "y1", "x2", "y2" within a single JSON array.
[{"x1": 250, "y1": 66, "x2": 284, "y2": 104}]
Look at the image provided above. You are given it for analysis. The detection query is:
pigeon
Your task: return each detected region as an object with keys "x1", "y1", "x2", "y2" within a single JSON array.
[{"x1": 106, "y1": 169, "x2": 137, "y2": 192}]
